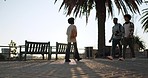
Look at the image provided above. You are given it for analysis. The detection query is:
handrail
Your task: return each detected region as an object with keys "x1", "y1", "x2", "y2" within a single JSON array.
[{"x1": 0, "y1": 46, "x2": 10, "y2": 47}]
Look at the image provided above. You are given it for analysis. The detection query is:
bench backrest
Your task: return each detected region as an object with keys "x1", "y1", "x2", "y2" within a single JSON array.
[
  {"x1": 56, "y1": 42, "x2": 74, "y2": 54},
  {"x1": 25, "y1": 40, "x2": 50, "y2": 54}
]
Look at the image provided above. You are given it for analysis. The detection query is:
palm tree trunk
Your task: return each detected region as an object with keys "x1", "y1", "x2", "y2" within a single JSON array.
[
  {"x1": 97, "y1": 17, "x2": 106, "y2": 57},
  {"x1": 95, "y1": 0, "x2": 106, "y2": 57}
]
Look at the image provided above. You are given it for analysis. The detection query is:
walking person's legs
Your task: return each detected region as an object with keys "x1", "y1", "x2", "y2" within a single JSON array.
[
  {"x1": 112, "y1": 40, "x2": 115, "y2": 58},
  {"x1": 117, "y1": 39, "x2": 124, "y2": 60},
  {"x1": 73, "y1": 42, "x2": 82, "y2": 61},
  {"x1": 117, "y1": 39, "x2": 122, "y2": 58},
  {"x1": 129, "y1": 38, "x2": 135, "y2": 58},
  {"x1": 123, "y1": 38, "x2": 128, "y2": 59},
  {"x1": 112, "y1": 39, "x2": 118, "y2": 58},
  {"x1": 65, "y1": 42, "x2": 71, "y2": 62},
  {"x1": 107, "y1": 39, "x2": 118, "y2": 60}
]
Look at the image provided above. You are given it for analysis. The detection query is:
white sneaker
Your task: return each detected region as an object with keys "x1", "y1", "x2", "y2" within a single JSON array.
[
  {"x1": 107, "y1": 56, "x2": 113, "y2": 60},
  {"x1": 118, "y1": 57, "x2": 124, "y2": 61}
]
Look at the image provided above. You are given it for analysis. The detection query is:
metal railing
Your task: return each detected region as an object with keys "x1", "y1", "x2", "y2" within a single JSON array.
[{"x1": 0, "y1": 45, "x2": 99, "y2": 60}]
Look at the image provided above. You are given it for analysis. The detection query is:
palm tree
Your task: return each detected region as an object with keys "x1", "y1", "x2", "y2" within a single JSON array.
[
  {"x1": 134, "y1": 36, "x2": 145, "y2": 51},
  {"x1": 141, "y1": 1, "x2": 148, "y2": 32},
  {"x1": 54, "y1": 0, "x2": 143, "y2": 57}
]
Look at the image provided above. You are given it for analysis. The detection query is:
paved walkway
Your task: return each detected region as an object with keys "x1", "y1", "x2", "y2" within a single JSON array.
[{"x1": 0, "y1": 58, "x2": 148, "y2": 78}]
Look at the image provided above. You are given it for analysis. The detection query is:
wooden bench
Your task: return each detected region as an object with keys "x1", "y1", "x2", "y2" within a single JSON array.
[
  {"x1": 20, "y1": 40, "x2": 51, "y2": 60},
  {"x1": 51, "y1": 42, "x2": 75, "y2": 60}
]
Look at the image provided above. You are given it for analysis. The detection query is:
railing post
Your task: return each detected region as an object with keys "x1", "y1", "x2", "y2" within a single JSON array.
[
  {"x1": 8, "y1": 46, "x2": 11, "y2": 60},
  {"x1": 19, "y1": 46, "x2": 22, "y2": 61},
  {"x1": 146, "y1": 49, "x2": 148, "y2": 58}
]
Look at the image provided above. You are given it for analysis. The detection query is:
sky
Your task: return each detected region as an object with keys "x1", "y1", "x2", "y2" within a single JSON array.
[{"x1": 0, "y1": 0, "x2": 148, "y2": 50}]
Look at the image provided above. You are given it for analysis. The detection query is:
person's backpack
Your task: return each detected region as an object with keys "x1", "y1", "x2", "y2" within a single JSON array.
[
  {"x1": 115, "y1": 23, "x2": 123, "y2": 37},
  {"x1": 118, "y1": 24, "x2": 122, "y2": 33},
  {"x1": 70, "y1": 26, "x2": 77, "y2": 39}
]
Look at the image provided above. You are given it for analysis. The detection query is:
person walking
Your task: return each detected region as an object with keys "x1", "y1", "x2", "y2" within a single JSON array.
[
  {"x1": 65, "y1": 17, "x2": 82, "y2": 62},
  {"x1": 123, "y1": 14, "x2": 135, "y2": 59},
  {"x1": 108, "y1": 18, "x2": 124, "y2": 61}
]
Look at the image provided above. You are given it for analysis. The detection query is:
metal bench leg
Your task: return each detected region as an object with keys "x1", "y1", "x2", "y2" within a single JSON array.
[
  {"x1": 147, "y1": 50, "x2": 148, "y2": 58},
  {"x1": 56, "y1": 53, "x2": 58, "y2": 60},
  {"x1": 48, "y1": 53, "x2": 51, "y2": 60},
  {"x1": 24, "y1": 53, "x2": 26, "y2": 61},
  {"x1": 42, "y1": 54, "x2": 44, "y2": 60},
  {"x1": 19, "y1": 53, "x2": 22, "y2": 61}
]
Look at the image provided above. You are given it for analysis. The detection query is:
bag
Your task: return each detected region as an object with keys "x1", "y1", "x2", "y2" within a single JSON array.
[
  {"x1": 115, "y1": 24, "x2": 123, "y2": 37},
  {"x1": 70, "y1": 26, "x2": 77, "y2": 39}
]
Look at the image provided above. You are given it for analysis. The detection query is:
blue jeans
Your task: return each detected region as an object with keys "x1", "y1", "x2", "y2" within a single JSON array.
[
  {"x1": 65, "y1": 42, "x2": 80, "y2": 60},
  {"x1": 112, "y1": 39, "x2": 122, "y2": 58}
]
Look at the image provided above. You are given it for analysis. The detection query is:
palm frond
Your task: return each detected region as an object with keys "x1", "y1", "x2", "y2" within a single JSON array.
[
  {"x1": 114, "y1": 0, "x2": 143, "y2": 15},
  {"x1": 54, "y1": 0, "x2": 57, "y2": 4},
  {"x1": 118, "y1": 0, "x2": 128, "y2": 14},
  {"x1": 54, "y1": 0, "x2": 143, "y2": 22},
  {"x1": 134, "y1": 36, "x2": 145, "y2": 50},
  {"x1": 140, "y1": 7, "x2": 148, "y2": 32},
  {"x1": 106, "y1": 0, "x2": 113, "y2": 17},
  {"x1": 135, "y1": 0, "x2": 143, "y2": 5},
  {"x1": 145, "y1": 1, "x2": 148, "y2": 3},
  {"x1": 114, "y1": 0, "x2": 123, "y2": 14},
  {"x1": 142, "y1": 8, "x2": 148, "y2": 11}
]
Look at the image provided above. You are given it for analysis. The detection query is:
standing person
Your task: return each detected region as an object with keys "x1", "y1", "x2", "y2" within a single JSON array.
[
  {"x1": 123, "y1": 14, "x2": 135, "y2": 59},
  {"x1": 65, "y1": 17, "x2": 82, "y2": 62},
  {"x1": 108, "y1": 18, "x2": 124, "y2": 60}
]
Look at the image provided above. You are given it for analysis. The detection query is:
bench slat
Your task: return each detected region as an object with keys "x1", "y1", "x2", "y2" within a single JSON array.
[
  {"x1": 20, "y1": 40, "x2": 50, "y2": 61},
  {"x1": 34, "y1": 44, "x2": 38, "y2": 52},
  {"x1": 38, "y1": 44, "x2": 42, "y2": 53},
  {"x1": 32, "y1": 43, "x2": 35, "y2": 53},
  {"x1": 55, "y1": 42, "x2": 74, "y2": 60}
]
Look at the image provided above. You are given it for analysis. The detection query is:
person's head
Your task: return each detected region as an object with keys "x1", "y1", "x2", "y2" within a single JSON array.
[
  {"x1": 68, "y1": 17, "x2": 74, "y2": 24},
  {"x1": 124, "y1": 14, "x2": 131, "y2": 22},
  {"x1": 113, "y1": 18, "x2": 118, "y2": 24}
]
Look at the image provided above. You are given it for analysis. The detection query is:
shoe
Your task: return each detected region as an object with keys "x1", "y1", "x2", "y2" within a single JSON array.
[
  {"x1": 107, "y1": 56, "x2": 113, "y2": 60},
  {"x1": 118, "y1": 57, "x2": 124, "y2": 61},
  {"x1": 77, "y1": 58, "x2": 82, "y2": 61},
  {"x1": 65, "y1": 59, "x2": 71, "y2": 62}
]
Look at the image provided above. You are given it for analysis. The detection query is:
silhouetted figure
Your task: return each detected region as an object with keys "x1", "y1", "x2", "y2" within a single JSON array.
[
  {"x1": 108, "y1": 18, "x2": 124, "y2": 61},
  {"x1": 65, "y1": 17, "x2": 82, "y2": 62},
  {"x1": 123, "y1": 14, "x2": 135, "y2": 60}
]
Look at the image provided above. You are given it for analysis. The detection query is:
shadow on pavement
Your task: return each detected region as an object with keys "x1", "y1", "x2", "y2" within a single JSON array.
[
  {"x1": 93, "y1": 58, "x2": 148, "y2": 78},
  {"x1": 0, "y1": 59, "x2": 102, "y2": 78}
]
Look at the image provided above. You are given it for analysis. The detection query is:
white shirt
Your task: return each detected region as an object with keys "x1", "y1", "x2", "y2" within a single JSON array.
[
  {"x1": 124, "y1": 23, "x2": 130, "y2": 37},
  {"x1": 66, "y1": 24, "x2": 77, "y2": 42},
  {"x1": 123, "y1": 22, "x2": 134, "y2": 38}
]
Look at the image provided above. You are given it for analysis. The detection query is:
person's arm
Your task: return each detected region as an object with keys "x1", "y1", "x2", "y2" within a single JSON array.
[
  {"x1": 121, "y1": 24, "x2": 125, "y2": 38},
  {"x1": 129, "y1": 22, "x2": 134, "y2": 36},
  {"x1": 121, "y1": 23, "x2": 126, "y2": 38},
  {"x1": 66, "y1": 26, "x2": 71, "y2": 36},
  {"x1": 66, "y1": 28, "x2": 68, "y2": 35},
  {"x1": 109, "y1": 35, "x2": 113, "y2": 43},
  {"x1": 74, "y1": 26, "x2": 77, "y2": 37},
  {"x1": 109, "y1": 27, "x2": 114, "y2": 43}
]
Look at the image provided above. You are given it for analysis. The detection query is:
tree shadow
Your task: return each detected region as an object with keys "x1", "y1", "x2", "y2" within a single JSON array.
[
  {"x1": 44, "y1": 59, "x2": 102, "y2": 78},
  {"x1": 93, "y1": 59, "x2": 148, "y2": 77},
  {"x1": 0, "y1": 59, "x2": 102, "y2": 78}
]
